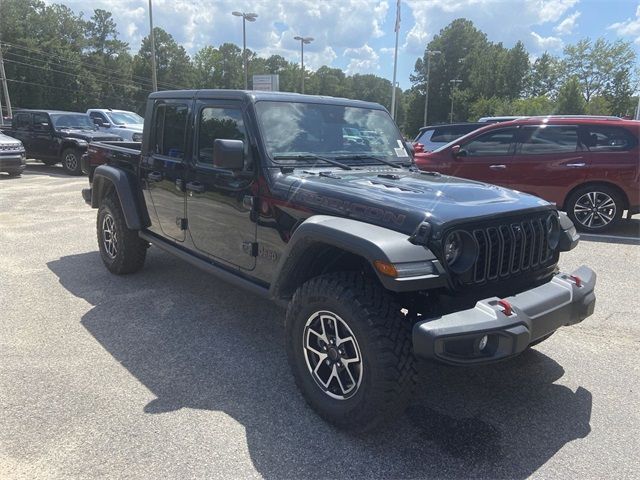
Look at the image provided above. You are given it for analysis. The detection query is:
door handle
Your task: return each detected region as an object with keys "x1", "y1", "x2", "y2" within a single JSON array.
[
  {"x1": 489, "y1": 164, "x2": 506, "y2": 170},
  {"x1": 565, "y1": 162, "x2": 586, "y2": 168},
  {"x1": 147, "y1": 171, "x2": 162, "y2": 182},
  {"x1": 186, "y1": 181, "x2": 205, "y2": 193}
]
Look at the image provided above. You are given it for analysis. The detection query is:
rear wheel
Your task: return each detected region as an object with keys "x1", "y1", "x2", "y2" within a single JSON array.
[
  {"x1": 285, "y1": 272, "x2": 417, "y2": 432},
  {"x1": 566, "y1": 185, "x2": 623, "y2": 233},
  {"x1": 61, "y1": 148, "x2": 82, "y2": 175},
  {"x1": 97, "y1": 193, "x2": 147, "y2": 274}
]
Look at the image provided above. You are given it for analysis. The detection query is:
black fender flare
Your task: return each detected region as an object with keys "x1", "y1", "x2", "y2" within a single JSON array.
[
  {"x1": 91, "y1": 165, "x2": 149, "y2": 230},
  {"x1": 269, "y1": 215, "x2": 445, "y2": 299},
  {"x1": 59, "y1": 138, "x2": 89, "y2": 157}
]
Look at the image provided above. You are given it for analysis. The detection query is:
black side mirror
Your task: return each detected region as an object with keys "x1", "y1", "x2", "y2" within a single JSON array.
[
  {"x1": 451, "y1": 144, "x2": 467, "y2": 159},
  {"x1": 213, "y1": 139, "x2": 244, "y2": 170},
  {"x1": 34, "y1": 122, "x2": 50, "y2": 131}
]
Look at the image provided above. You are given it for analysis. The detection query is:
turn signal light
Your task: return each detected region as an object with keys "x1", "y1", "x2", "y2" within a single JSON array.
[{"x1": 374, "y1": 260, "x2": 398, "y2": 278}]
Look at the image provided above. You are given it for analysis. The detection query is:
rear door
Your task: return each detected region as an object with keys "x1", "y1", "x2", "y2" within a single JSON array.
[
  {"x1": 185, "y1": 99, "x2": 257, "y2": 270},
  {"x1": 449, "y1": 127, "x2": 518, "y2": 185},
  {"x1": 507, "y1": 125, "x2": 584, "y2": 205},
  {"x1": 140, "y1": 100, "x2": 190, "y2": 242}
]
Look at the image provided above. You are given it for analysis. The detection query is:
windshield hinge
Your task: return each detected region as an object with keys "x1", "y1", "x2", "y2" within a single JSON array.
[{"x1": 243, "y1": 241, "x2": 259, "y2": 257}]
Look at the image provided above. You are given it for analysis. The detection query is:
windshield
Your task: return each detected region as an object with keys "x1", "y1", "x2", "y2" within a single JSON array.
[
  {"x1": 107, "y1": 111, "x2": 143, "y2": 126},
  {"x1": 51, "y1": 114, "x2": 95, "y2": 130},
  {"x1": 255, "y1": 101, "x2": 409, "y2": 165}
]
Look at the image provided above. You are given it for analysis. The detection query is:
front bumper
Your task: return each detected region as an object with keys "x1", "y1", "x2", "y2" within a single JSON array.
[
  {"x1": 0, "y1": 152, "x2": 26, "y2": 172},
  {"x1": 413, "y1": 266, "x2": 596, "y2": 365}
]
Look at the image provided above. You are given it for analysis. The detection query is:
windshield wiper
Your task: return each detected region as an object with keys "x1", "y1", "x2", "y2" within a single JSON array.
[
  {"x1": 272, "y1": 154, "x2": 352, "y2": 170},
  {"x1": 334, "y1": 154, "x2": 403, "y2": 169}
]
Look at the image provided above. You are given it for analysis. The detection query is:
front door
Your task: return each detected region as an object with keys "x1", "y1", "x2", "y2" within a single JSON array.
[
  {"x1": 451, "y1": 127, "x2": 518, "y2": 186},
  {"x1": 31, "y1": 112, "x2": 57, "y2": 160},
  {"x1": 186, "y1": 100, "x2": 257, "y2": 270},
  {"x1": 140, "y1": 100, "x2": 189, "y2": 242}
]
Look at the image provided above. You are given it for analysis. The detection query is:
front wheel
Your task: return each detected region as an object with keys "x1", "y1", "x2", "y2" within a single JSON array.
[
  {"x1": 61, "y1": 148, "x2": 83, "y2": 175},
  {"x1": 285, "y1": 272, "x2": 417, "y2": 432},
  {"x1": 97, "y1": 194, "x2": 147, "y2": 274},
  {"x1": 565, "y1": 185, "x2": 623, "y2": 233}
]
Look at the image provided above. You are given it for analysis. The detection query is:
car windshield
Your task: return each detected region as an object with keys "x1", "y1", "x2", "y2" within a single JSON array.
[
  {"x1": 107, "y1": 111, "x2": 143, "y2": 126},
  {"x1": 255, "y1": 101, "x2": 409, "y2": 165},
  {"x1": 51, "y1": 114, "x2": 95, "y2": 130}
]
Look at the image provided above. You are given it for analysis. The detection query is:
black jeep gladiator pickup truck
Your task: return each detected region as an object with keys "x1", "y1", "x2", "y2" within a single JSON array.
[
  {"x1": 2, "y1": 109, "x2": 121, "y2": 175},
  {"x1": 82, "y1": 90, "x2": 596, "y2": 431}
]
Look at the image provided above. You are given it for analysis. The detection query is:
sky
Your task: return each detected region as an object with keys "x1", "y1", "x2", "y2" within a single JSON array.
[{"x1": 57, "y1": 0, "x2": 640, "y2": 89}]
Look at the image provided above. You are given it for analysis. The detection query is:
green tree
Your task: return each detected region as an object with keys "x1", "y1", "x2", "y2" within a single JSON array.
[
  {"x1": 555, "y1": 77, "x2": 586, "y2": 114},
  {"x1": 526, "y1": 52, "x2": 560, "y2": 97}
]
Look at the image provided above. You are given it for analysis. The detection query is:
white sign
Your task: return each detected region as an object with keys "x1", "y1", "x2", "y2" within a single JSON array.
[{"x1": 252, "y1": 74, "x2": 279, "y2": 92}]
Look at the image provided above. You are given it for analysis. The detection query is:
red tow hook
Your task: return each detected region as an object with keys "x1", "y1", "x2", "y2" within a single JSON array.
[
  {"x1": 569, "y1": 275, "x2": 583, "y2": 287},
  {"x1": 497, "y1": 299, "x2": 513, "y2": 316}
]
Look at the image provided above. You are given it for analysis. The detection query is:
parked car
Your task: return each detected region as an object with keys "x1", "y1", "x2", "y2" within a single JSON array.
[
  {"x1": 87, "y1": 109, "x2": 144, "y2": 141},
  {"x1": 0, "y1": 132, "x2": 26, "y2": 176},
  {"x1": 3, "y1": 110, "x2": 122, "y2": 175},
  {"x1": 414, "y1": 123, "x2": 485, "y2": 152},
  {"x1": 81, "y1": 90, "x2": 595, "y2": 431},
  {"x1": 416, "y1": 116, "x2": 640, "y2": 232}
]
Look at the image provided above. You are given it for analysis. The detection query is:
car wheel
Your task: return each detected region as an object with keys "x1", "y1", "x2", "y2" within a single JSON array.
[
  {"x1": 5, "y1": 170, "x2": 22, "y2": 177},
  {"x1": 97, "y1": 193, "x2": 148, "y2": 274},
  {"x1": 286, "y1": 272, "x2": 417, "y2": 432},
  {"x1": 61, "y1": 148, "x2": 83, "y2": 175},
  {"x1": 566, "y1": 185, "x2": 624, "y2": 233}
]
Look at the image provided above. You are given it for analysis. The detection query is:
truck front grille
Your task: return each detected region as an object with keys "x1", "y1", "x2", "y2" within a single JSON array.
[{"x1": 445, "y1": 212, "x2": 558, "y2": 288}]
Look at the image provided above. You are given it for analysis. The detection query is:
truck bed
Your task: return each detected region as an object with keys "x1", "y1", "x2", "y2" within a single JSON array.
[{"x1": 82, "y1": 141, "x2": 141, "y2": 179}]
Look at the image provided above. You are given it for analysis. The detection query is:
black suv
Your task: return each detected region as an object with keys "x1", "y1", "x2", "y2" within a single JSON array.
[
  {"x1": 82, "y1": 90, "x2": 596, "y2": 431},
  {"x1": 3, "y1": 110, "x2": 121, "y2": 175}
]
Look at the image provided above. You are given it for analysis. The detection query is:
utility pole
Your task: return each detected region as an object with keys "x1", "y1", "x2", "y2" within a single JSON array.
[
  {"x1": 390, "y1": 0, "x2": 400, "y2": 120},
  {"x1": 148, "y1": 0, "x2": 158, "y2": 92},
  {"x1": 0, "y1": 0, "x2": 13, "y2": 124},
  {"x1": 422, "y1": 50, "x2": 441, "y2": 126}
]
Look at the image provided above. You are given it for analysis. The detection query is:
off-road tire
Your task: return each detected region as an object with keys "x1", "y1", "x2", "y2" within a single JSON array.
[
  {"x1": 61, "y1": 148, "x2": 83, "y2": 175},
  {"x1": 565, "y1": 184, "x2": 624, "y2": 233},
  {"x1": 97, "y1": 193, "x2": 147, "y2": 274},
  {"x1": 286, "y1": 272, "x2": 417, "y2": 432}
]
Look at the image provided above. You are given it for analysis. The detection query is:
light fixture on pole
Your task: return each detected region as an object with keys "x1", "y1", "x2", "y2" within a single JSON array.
[
  {"x1": 148, "y1": 0, "x2": 158, "y2": 92},
  {"x1": 422, "y1": 50, "x2": 441, "y2": 126},
  {"x1": 232, "y1": 11, "x2": 258, "y2": 90},
  {"x1": 294, "y1": 36, "x2": 313, "y2": 93},
  {"x1": 449, "y1": 79, "x2": 462, "y2": 123}
]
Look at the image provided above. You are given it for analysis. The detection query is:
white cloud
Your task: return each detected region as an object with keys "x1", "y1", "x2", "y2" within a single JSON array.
[
  {"x1": 554, "y1": 11, "x2": 581, "y2": 35},
  {"x1": 527, "y1": 0, "x2": 580, "y2": 24},
  {"x1": 531, "y1": 31, "x2": 563, "y2": 50},
  {"x1": 608, "y1": 4, "x2": 640, "y2": 44},
  {"x1": 344, "y1": 44, "x2": 380, "y2": 74}
]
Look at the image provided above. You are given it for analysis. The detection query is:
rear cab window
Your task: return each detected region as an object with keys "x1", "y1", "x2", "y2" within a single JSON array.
[{"x1": 152, "y1": 102, "x2": 189, "y2": 158}]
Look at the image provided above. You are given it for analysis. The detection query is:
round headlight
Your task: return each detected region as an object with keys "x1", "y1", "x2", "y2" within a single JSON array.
[
  {"x1": 545, "y1": 214, "x2": 560, "y2": 250},
  {"x1": 443, "y1": 230, "x2": 478, "y2": 274}
]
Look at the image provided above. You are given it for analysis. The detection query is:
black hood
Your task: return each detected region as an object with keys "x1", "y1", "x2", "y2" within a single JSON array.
[
  {"x1": 58, "y1": 128, "x2": 121, "y2": 141},
  {"x1": 276, "y1": 167, "x2": 554, "y2": 236}
]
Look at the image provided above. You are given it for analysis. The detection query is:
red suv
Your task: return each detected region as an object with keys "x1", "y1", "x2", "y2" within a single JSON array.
[{"x1": 415, "y1": 117, "x2": 640, "y2": 232}]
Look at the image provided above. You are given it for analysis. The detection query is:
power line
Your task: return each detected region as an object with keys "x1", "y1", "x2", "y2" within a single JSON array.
[{"x1": 1, "y1": 41, "x2": 185, "y2": 90}]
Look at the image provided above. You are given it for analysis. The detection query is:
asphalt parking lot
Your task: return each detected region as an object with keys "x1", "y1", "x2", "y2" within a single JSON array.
[{"x1": 1, "y1": 163, "x2": 639, "y2": 479}]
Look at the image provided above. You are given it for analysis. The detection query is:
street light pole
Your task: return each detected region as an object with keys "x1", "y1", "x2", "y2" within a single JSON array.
[
  {"x1": 294, "y1": 36, "x2": 313, "y2": 93},
  {"x1": 423, "y1": 50, "x2": 441, "y2": 126},
  {"x1": 390, "y1": 0, "x2": 400, "y2": 120},
  {"x1": 449, "y1": 79, "x2": 462, "y2": 122},
  {"x1": 233, "y1": 11, "x2": 258, "y2": 90},
  {"x1": 148, "y1": 0, "x2": 158, "y2": 92}
]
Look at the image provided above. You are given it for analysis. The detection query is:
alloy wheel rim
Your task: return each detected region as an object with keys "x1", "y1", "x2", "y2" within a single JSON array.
[
  {"x1": 65, "y1": 153, "x2": 77, "y2": 171},
  {"x1": 303, "y1": 310, "x2": 363, "y2": 400},
  {"x1": 102, "y1": 213, "x2": 118, "y2": 258},
  {"x1": 574, "y1": 191, "x2": 616, "y2": 229}
]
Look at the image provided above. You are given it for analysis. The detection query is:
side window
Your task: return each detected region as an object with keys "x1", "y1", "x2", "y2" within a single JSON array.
[
  {"x1": 582, "y1": 125, "x2": 637, "y2": 152},
  {"x1": 14, "y1": 113, "x2": 30, "y2": 129},
  {"x1": 89, "y1": 112, "x2": 106, "y2": 122},
  {"x1": 431, "y1": 125, "x2": 472, "y2": 143},
  {"x1": 32, "y1": 113, "x2": 50, "y2": 129},
  {"x1": 415, "y1": 129, "x2": 433, "y2": 144},
  {"x1": 519, "y1": 126, "x2": 578, "y2": 155},
  {"x1": 463, "y1": 129, "x2": 516, "y2": 156},
  {"x1": 153, "y1": 103, "x2": 188, "y2": 158},
  {"x1": 197, "y1": 107, "x2": 249, "y2": 166}
]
